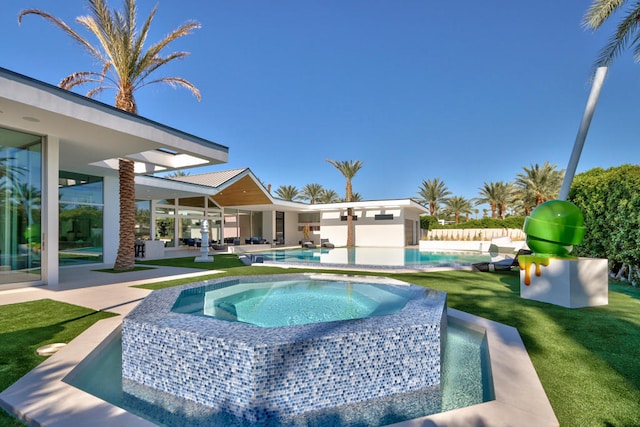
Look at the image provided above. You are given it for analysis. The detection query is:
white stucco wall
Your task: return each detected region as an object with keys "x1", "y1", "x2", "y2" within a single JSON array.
[
  {"x1": 320, "y1": 208, "x2": 407, "y2": 247},
  {"x1": 284, "y1": 212, "x2": 300, "y2": 246}
]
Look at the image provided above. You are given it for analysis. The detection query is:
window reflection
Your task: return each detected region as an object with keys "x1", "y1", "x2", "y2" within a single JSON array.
[
  {"x1": 0, "y1": 129, "x2": 42, "y2": 285},
  {"x1": 58, "y1": 171, "x2": 103, "y2": 265}
]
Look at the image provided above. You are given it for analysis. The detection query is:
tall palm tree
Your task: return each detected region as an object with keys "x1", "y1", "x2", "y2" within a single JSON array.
[
  {"x1": 416, "y1": 178, "x2": 451, "y2": 216},
  {"x1": 274, "y1": 185, "x2": 300, "y2": 201},
  {"x1": 583, "y1": 0, "x2": 640, "y2": 67},
  {"x1": 19, "y1": 0, "x2": 201, "y2": 271},
  {"x1": 326, "y1": 159, "x2": 364, "y2": 247},
  {"x1": 300, "y1": 183, "x2": 324, "y2": 204},
  {"x1": 514, "y1": 162, "x2": 564, "y2": 215},
  {"x1": 443, "y1": 196, "x2": 473, "y2": 224},
  {"x1": 318, "y1": 189, "x2": 340, "y2": 204}
]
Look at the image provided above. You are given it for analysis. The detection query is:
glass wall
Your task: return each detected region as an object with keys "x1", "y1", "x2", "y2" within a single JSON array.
[
  {"x1": 135, "y1": 200, "x2": 151, "y2": 240},
  {"x1": 153, "y1": 197, "x2": 222, "y2": 248},
  {"x1": 0, "y1": 128, "x2": 42, "y2": 285},
  {"x1": 59, "y1": 171, "x2": 103, "y2": 265}
]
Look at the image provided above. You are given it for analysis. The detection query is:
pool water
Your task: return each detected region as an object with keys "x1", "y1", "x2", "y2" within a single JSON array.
[
  {"x1": 256, "y1": 247, "x2": 489, "y2": 269},
  {"x1": 65, "y1": 320, "x2": 493, "y2": 427},
  {"x1": 172, "y1": 279, "x2": 411, "y2": 327}
]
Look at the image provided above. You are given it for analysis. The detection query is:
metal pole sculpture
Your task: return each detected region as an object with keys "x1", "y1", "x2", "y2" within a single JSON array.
[{"x1": 558, "y1": 66, "x2": 608, "y2": 200}]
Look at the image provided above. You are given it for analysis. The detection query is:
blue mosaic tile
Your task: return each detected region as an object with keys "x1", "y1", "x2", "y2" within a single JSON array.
[{"x1": 122, "y1": 274, "x2": 446, "y2": 423}]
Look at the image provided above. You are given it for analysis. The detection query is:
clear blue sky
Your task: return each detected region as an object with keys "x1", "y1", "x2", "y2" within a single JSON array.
[{"x1": 2, "y1": 1, "x2": 639, "y2": 211}]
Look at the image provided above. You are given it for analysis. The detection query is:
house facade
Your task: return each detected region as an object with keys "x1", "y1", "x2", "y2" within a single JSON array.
[{"x1": 0, "y1": 67, "x2": 426, "y2": 291}]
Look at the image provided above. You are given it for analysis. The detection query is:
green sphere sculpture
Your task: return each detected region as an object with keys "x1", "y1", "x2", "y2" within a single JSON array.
[{"x1": 523, "y1": 200, "x2": 585, "y2": 257}]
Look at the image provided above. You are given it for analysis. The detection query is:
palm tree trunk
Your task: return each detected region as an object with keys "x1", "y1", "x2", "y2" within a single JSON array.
[{"x1": 114, "y1": 158, "x2": 136, "y2": 271}]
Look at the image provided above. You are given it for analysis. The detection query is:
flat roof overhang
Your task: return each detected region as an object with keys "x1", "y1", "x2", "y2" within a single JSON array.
[
  {"x1": 0, "y1": 68, "x2": 228, "y2": 177},
  {"x1": 135, "y1": 175, "x2": 219, "y2": 201}
]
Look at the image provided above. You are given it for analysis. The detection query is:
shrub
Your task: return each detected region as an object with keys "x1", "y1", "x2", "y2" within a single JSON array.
[{"x1": 569, "y1": 165, "x2": 640, "y2": 279}]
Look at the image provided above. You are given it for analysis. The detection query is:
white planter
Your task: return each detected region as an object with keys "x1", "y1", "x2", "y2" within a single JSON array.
[{"x1": 520, "y1": 257, "x2": 608, "y2": 308}]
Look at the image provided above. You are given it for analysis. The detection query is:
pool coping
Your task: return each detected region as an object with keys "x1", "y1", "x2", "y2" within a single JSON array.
[{"x1": 0, "y1": 293, "x2": 558, "y2": 427}]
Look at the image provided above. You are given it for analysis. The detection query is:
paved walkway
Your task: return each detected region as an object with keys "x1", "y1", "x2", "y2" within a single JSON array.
[{"x1": 0, "y1": 257, "x2": 222, "y2": 314}]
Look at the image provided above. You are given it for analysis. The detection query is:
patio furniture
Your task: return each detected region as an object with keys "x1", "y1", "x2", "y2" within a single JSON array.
[{"x1": 321, "y1": 239, "x2": 335, "y2": 249}]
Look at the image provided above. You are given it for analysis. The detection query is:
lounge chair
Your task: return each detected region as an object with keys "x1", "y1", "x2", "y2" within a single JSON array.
[
  {"x1": 472, "y1": 249, "x2": 531, "y2": 272},
  {"x1": 301, "y1": 240, "x2": 315, "y2": 248},
  {"x1": 321, "y1": 239, "x2": 335, "y2": 249}
]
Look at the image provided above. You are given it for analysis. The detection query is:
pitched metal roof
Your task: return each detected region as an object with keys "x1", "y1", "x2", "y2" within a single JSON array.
[{"x1": 171, "y1": 168, "x2": 249, "y2": 188}]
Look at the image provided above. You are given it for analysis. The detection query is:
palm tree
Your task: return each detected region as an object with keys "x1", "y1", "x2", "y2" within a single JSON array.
[
  {"x1": 326, "y1": 159, "x2": 364, "y2": 247},
  {"x1": 582, "y1": 0, "x2": 640, "y2": 67},
  {"x1": 318, "y1": 189, "x2": 340, "y2": 204},
  {"x1": 300, "y1": 183, "x2": 324, "y2": 204},
  {"x1": 274, "y1": 185, "x2": 300, "y2": 201},
  {"x1": 416, "y1": 178, "x2": 451, "y2": 216},
  {"x1": 165, "y1": 170, "x2": 191, "y2": 179},
  {"x1": 476, "y1": 181, "x2": 513, "y2": 219},
  {"x1": 443, "y1": 196, "x2": 473, "y2": 224},
  {"x1": 341, "y1": 192, "x2": 363, "y2": 202},
  {"x1": 514, "y1": 162, "x2": 564, "y2": 215},
  {"x1": 19, "y1": 0, "x2": 201, "y2": 271}
]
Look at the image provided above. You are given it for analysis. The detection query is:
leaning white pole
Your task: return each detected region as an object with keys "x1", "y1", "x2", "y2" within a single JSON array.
[{"x1": 558, "y1": 66, "x2": 608, "y2": 200}]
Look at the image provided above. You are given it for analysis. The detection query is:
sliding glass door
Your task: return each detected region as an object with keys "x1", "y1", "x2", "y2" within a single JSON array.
[{"x1": 0, "y1": 128, "x2": 42, "y2": 285}]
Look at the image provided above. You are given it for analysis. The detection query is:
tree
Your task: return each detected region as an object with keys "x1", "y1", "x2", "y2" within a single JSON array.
[
  {"x1": 513, "y1": 162, "x2": 564, "y2": 215},
  {"x1": 274, "y1": 185, "x2": 300, "y2": 201},
  {"x1": 342, "y1": 192, "x2": 363, "y2": 202},
  {"x1": 300, "y1": 183, "x2": 324, "y2": 204},
  {"x1": 443, "y1": 196, "x2": 473, "y2": 224},
  {"x1": 318, "y1": 189, "x2": 340, "y2": 204},
  {"x1": 477, "y1": 181, "x2": 507, "y2": 219},
  {"x1": 416, "y1": 178, "x2": 451, "y2": 216},
  {"x1": 165, "y1": 170, "x2": 191, "y2": 179},
  {"x1": 19, "y1": 0, "x2": 201, "y2": 271},
  {"x1": 326, "y1": 159, "x2": 364, "y2": 247},
  {"x1": 583, "y1": 0, "x2": 640, "y2": 67}
]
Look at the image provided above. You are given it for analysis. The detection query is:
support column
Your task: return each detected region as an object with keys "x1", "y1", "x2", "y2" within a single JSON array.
[{"x1": 42, "y1": 136, "x2": 59, "y2": 288}]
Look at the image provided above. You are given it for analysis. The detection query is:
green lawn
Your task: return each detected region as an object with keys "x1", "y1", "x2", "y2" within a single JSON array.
[
  {"x1": 2, "y1": 255, "x2": 640, "y2": 426},
  {"x1": 0, "y1": 300, "x2": 117, "y2": 427}
]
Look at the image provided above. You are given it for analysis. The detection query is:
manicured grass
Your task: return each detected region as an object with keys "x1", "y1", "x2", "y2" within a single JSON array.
[
  {"x1": 2, "y1": 257, "x2": 640, "y2": 426},
  {"x1": 0, "y1": 300, "x2": 117, "y2": 427},
  {"x1": 134, "y1": 254, "x2": 358, "y2": 290}
]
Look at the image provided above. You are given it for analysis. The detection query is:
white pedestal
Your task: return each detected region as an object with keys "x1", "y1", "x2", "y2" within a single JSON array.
[{"x1": 520, "y1": 257, "x2": 608, "y2": 308}]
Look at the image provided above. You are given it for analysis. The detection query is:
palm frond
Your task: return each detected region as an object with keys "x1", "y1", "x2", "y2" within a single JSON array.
[
  {"x1": 142, "y1": 77, "x2": 201, "y2": 101},
  {"x1": 594, "y1": 5, "x2": 640, "y2": 66},
  {"x1": 18, "y1": 9, "x2": 102, "y2": 59},
  {"x1": 582, "y1": 0, "x2": 626, "y2": 29}
]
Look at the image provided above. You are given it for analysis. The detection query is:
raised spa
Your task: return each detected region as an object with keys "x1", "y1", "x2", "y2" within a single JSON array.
[
  {"x1": 171, "y1": 278, "x2": 412, "y2": 327},
  {"x1": 122, "y1": 274, "x2": 447, "y2": 424}
]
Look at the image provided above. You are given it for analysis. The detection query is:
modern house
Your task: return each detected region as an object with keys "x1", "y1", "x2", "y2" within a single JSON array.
[{"x1": 0, "y1": 67, "x2": 427, "y2": 291}]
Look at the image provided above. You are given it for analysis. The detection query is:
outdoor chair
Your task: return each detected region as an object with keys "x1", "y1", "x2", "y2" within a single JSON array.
[{"x1": 321, "y1": 239, "x2": 335, "y2": 248}]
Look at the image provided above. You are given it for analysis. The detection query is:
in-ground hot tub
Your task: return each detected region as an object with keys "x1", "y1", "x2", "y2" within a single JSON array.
[{"x1": 122, "y1": 274, "x2": 447, "y2": 423}]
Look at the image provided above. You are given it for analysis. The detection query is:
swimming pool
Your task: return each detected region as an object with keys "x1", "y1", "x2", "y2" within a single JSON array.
[{"x1": 256, "y1": 247, "x2": 489, "y2": 270}]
